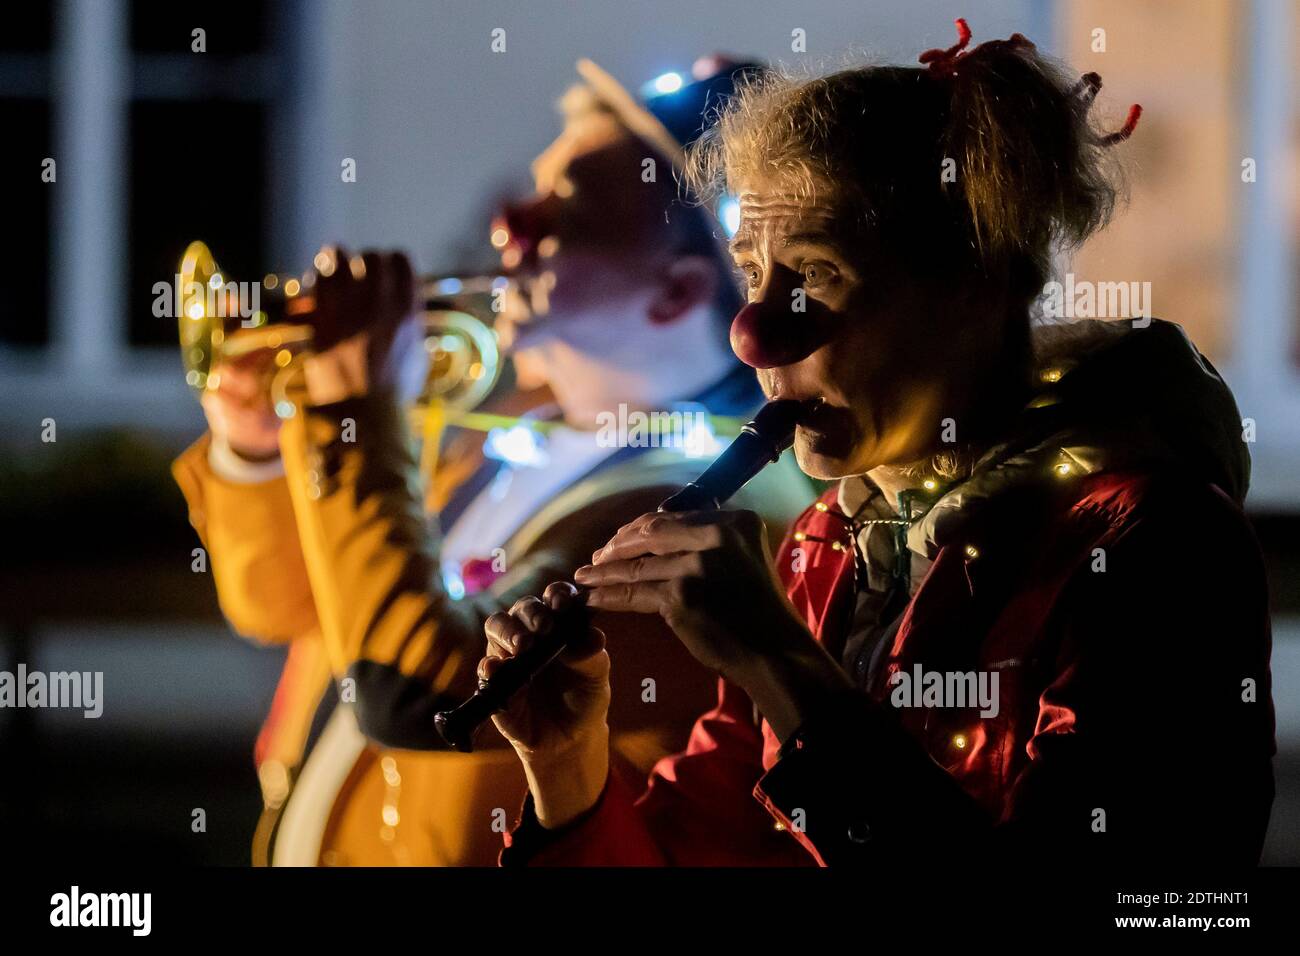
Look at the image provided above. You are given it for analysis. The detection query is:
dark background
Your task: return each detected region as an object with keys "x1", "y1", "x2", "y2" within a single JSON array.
[{"x1": 1, "y1": 0, "x2": 1298, "y2": 865}]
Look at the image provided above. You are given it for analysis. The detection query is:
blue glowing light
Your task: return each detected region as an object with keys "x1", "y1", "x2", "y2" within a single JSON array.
[
  {"x1": 441, "y1": 560, "x2": 467, "y2": 600},
  {"x1": 484, "y1": 424, "x2": 550, "y2": 469},
  {"x1": 652, "y1": 72, "x2": 684, "y2": 95},
  {"x1": 718, "y1": 195, "x2": 741, "y2": 238},
  {"x1": 435, "y1": 277, "x2": 463, "y2": 295}
]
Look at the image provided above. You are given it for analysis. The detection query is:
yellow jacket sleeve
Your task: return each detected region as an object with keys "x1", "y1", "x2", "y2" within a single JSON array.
[
  {"x1": 277, "y1": 393, "x2": 488, "y2": 737},
  {"x1": 172, "y1": 433, "x2": 321, "y2": 644}
]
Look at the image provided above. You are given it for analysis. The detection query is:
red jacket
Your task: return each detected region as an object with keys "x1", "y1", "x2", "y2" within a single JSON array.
[{"x1": 502, "y1": 469, "x2": 1275, "y2": 866}]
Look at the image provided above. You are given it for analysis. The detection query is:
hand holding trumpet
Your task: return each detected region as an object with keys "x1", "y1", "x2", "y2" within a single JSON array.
[
  {"x1": 197, "y1": 245, "x2": 423, "y2": 452},
  {"x1": 285, "y1": 245, "x2": 424, "y2": 407}
]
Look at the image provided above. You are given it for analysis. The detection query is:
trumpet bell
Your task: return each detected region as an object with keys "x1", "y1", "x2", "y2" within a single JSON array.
[
  {"x1": 178, "y1": 239, "x2": 309, "y2": 395},
  {"x1": 178, "y1": 239, "x2": 223, "y2": 392}
]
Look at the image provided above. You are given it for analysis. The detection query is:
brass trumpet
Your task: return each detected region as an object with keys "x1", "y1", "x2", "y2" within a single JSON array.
[{"x1": 177, "y1": 240, "x2": 504, "y2": 421}]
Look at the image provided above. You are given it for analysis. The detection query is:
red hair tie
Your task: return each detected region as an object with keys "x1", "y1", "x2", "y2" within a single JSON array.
[
  {"x1": 1099, "y1": 104, "x2": 1143, "y2": 145},
  {"x1": 1071, "y1": 71, "x2": 1143, "y2": 146},
  {"x1": 920, "y1": 18, "x2": 1036, "y2": 78},
  {"x1": 924, "y1": 20, "x2": 1144, "y2": 146},
  {"x1": 918, "y1": 17, "x2": 972, "y2": 76}
]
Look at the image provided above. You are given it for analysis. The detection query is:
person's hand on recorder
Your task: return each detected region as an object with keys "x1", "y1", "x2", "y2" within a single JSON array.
[
  {"x1": 201, "y1": 350, "x2": 283, "y2": 462},
  {"x1": 481, "y1": 582, "x2": 612, "y2": 830},
  {"x1": 573, "y1": 509, "x2": 853, "y2": 742},
  {"x1": 295, "y1": 245, "x2": 427, "y2": 406}
]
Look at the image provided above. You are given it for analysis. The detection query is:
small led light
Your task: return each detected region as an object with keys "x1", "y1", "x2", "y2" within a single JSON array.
[
  {"x1": 208, "y1": 273, "x2": 223, "y2": 289},
  {"x1": 1054, "y1": 462, "x2": 1074, "y2": 478},
  {"x1": 490, "y1": 227, "x2": 510, "y2": 250},
  {"x1": 719, "y1": 195, "x2": 741, "y2": 238},
  {"x1": 484, "y1": 424, "x2": 549, "y2": 469},
  {"x1": 283, "y1": 278, "x2": 301, "y2": 297},
  {"x1": 652, "y1": 72, "x2": 683, "y2": 94},
  {"x1": 814, "y1": 501, "x2": 829, "y2": 512},
  {"x1": 964, "y1": 544, "x2": 980, "y2": 560},
  {"x1": 1041, "y1": 367, "x2": 1063, "y2": 383},
  {"x1": 952, "y1": 733, "x2": 968, "y2": 750},
  {"x1": 793, "y1": 531, "x2": 807, "y2": 541},
  {"x1": 923, "y1": 479, "x2": 937, "y2": 491}
]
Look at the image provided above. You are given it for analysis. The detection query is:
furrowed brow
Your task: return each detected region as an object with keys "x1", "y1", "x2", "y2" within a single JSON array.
[{"x1": 781, "y1": 231, "x2": 842, "y2": 251}]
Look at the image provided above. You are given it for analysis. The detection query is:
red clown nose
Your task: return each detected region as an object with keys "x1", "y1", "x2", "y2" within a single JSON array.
[{"x1": 729, "y1": 303, "x2": 836, "y2": 369}]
